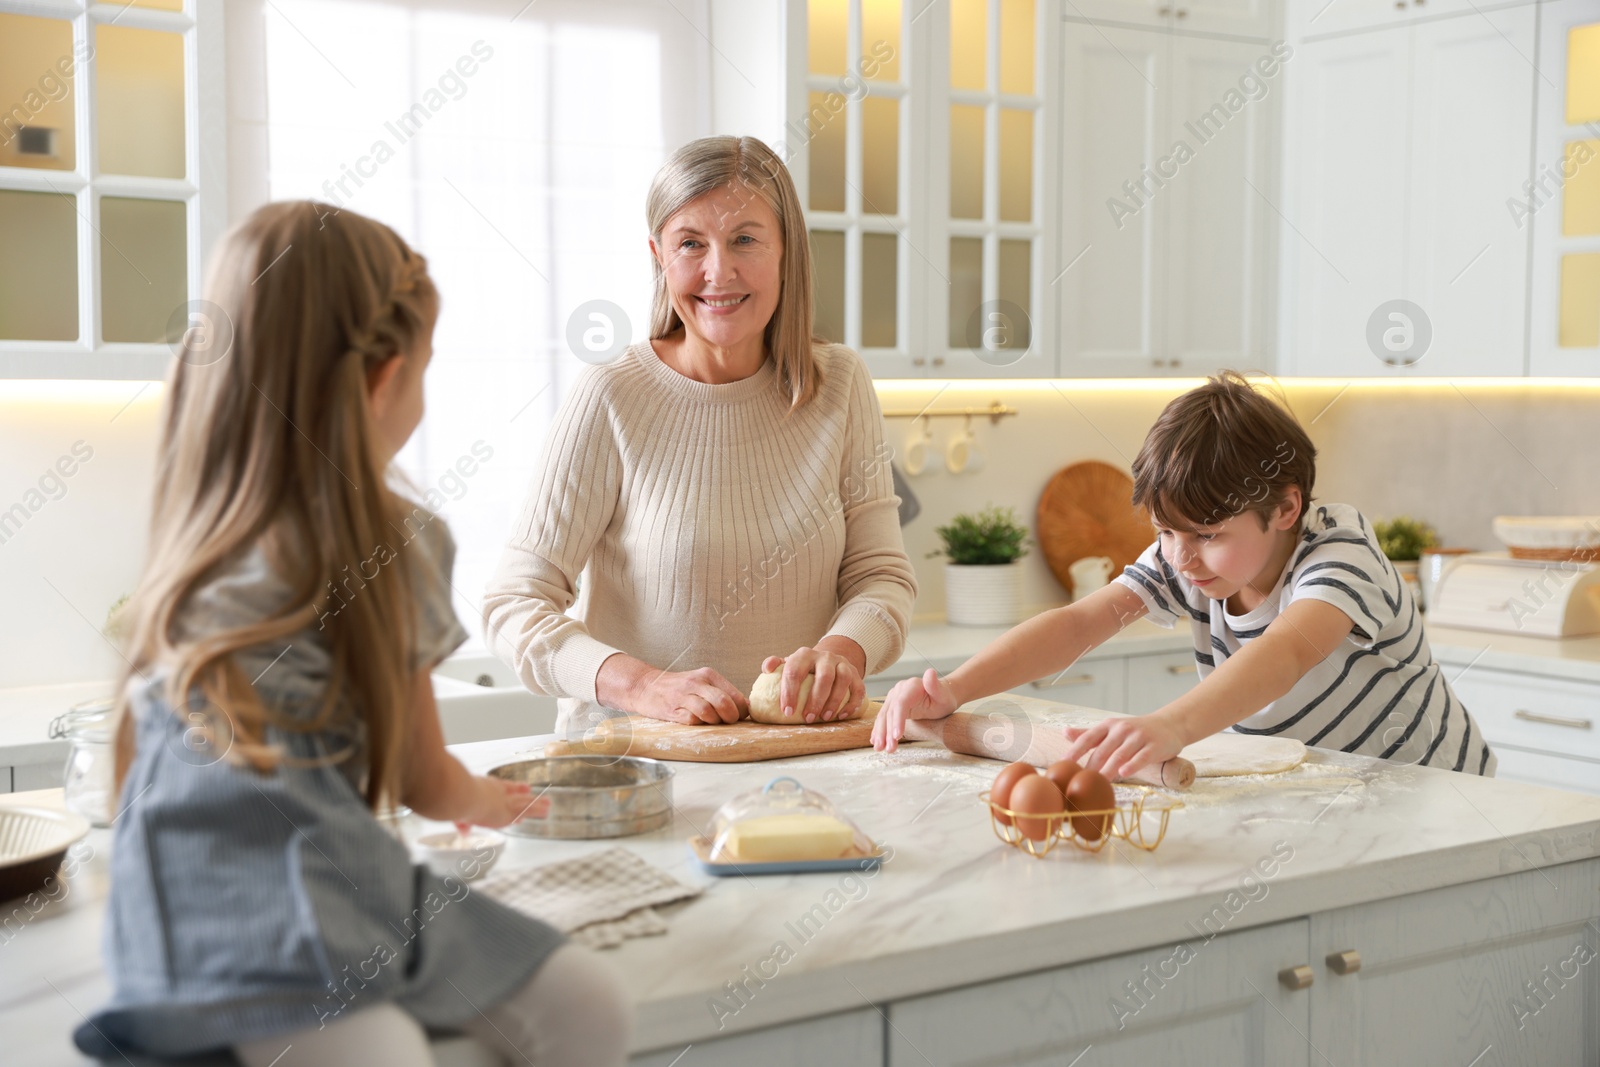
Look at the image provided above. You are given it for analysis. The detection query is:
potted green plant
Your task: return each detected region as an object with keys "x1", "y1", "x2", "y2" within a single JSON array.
[
  {"x1": 930, "y1": 506, "x2": 1031, "y2": 626},
  {"x1": 1373, "y1": 516, "x2": 1438, "y2": 596}
]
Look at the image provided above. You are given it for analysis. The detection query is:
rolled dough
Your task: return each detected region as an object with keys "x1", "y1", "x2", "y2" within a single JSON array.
[
  {"x1": 747, "y1": 671, "x2": 876, "y2": 725},
  {"x1": 1179, "y1": 732, "x2": 1306, "y2": 777}
]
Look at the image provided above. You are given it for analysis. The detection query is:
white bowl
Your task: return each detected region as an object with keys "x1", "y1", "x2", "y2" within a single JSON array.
[{"x1": 413, "y1": 829, "x2": 505, "y2": 882}]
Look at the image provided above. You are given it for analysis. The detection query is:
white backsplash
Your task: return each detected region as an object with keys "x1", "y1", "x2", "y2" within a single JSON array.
[
  {"x1": 882, "y1": 380, "x2": 1600, "y2": 623},
  {"x1": 4, "y1": 378, "x2": 1598, "y2": 690}
]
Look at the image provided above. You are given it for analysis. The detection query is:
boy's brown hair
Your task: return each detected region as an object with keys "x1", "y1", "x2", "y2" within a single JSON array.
[{"x1": 1131, "y1": 371, "x2": 1316, "y2": 531}]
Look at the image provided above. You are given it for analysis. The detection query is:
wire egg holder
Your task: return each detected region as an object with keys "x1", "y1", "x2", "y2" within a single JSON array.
[{"x1": 980, "y1": 785, "x2": 1185, "y2": 857}]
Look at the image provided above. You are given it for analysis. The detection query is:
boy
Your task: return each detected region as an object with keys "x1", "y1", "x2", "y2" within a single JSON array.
[{"x1": 873, "y1": 372, "x2": 1496, "y2": 779}]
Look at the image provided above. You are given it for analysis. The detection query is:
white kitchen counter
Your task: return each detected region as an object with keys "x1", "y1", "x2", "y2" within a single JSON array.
[
  {"x1": 5, "y1": 714, "x2": 1599, "y2": 1063},
  {"x1": 5, "y1": 616, "x2": 1596, "y2": 790},
  {"x1": 1426, "y1": 623, "x2": 1600, "y2": 683}
]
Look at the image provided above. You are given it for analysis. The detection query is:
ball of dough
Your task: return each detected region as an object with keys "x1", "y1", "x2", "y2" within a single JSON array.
[{"x1": 748, "y1": 671, "x2": 814, "y2": 724}]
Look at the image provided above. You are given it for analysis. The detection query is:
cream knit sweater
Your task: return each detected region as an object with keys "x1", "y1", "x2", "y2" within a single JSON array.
[{"x1": 483, "y1": 340, "x2": 918, "y2": 729}]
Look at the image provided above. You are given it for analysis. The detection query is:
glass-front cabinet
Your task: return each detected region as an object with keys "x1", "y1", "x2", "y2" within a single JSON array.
[
  {"x1": 1530, "y1": 0, "x2": 1600, "y2": 375},
  {"x1": 789, "y1": 0, "x2": 1054, "y2": 377},
  {"x1": 0, "y1": 0, "x2": 223, "y2": 380}
]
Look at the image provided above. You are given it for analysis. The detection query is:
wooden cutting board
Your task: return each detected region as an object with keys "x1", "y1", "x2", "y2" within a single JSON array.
[
  {"x1": 541, "y1": 703, "x2": 884, "y2": 764},
  {"x1": 1036, "y1": 460, "x2": 1153, "y2": 597}
]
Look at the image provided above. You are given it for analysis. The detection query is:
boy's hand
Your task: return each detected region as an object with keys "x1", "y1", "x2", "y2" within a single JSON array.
[
  {"x1": 872, "y1": 668, "x2": 959, "y2": 752},
  {"x1": 1060, "y1": 714, "x2": 1187, "y2": 780},
  {"x1": 462, "y1": 776, "x2": 548, "y2": 829}
]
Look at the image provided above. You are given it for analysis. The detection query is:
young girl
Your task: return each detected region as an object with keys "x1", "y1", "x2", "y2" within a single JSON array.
[{"x1": 76, "y1": 201, "x2": 632, "y2": 1067}]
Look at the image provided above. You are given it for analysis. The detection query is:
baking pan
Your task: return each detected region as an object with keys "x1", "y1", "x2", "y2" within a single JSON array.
[{"x1": 489, "y1": 755, "x2": 674, "y2": 839}]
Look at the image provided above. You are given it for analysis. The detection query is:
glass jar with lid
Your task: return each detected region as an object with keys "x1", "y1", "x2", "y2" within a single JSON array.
[{"x1": 50, "y1": 697, "x2": 116, "y2": 827}]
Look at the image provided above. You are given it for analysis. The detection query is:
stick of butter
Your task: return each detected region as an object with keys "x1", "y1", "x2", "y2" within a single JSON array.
[{"x1": 723, "y1": 814, "x2": 856, "y2": 862}]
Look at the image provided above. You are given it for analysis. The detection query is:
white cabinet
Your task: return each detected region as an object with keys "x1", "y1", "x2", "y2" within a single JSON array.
[
  {"x1": 1280, "y1": 5, "x2": 1535, "y2": 376},
  {"x1": 1068, "y1": 0, "x2": 1281, "y2": 40},
  {"x1": 887, "y1": 919, "x2": 1314, "y2": 1065},
  {"x1": 1443, "y1": 664, "x2": 1600, "y2": 795},
  {"x1": 1163, "y1": 35, "x2": 1280, "y2": 372},
  {"x1": 1125, "y1": 649, "x2": 1200, "y2": 712},
  {"x1": 793, "y1": 860, "x2": 1600, "y2": 1066},
  {"x1": 1403, "y1": 9, "x2": 1537, "y2": 374},
  {"x1": 1310, "y1": 860, "x2": 1600, "y2": 1065},
  {"x1": 630, "y1": 1008, "x2": 882, "y2": 1067},
  {"x1": 1286, "y1": 0, "x2": 1497, "y2": 41},
  {"x1": 1010, "y1": 658, "x2": 1127, "y2": 713},
  {"x1": 1058, "y1": 23, "x2": 1279, "y2": 376}
]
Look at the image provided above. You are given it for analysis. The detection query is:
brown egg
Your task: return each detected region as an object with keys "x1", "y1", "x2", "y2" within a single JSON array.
[
  {"x1": 1010, "y1": 774, "x2": 1068, "y2": 842},
  {"x1": 990, "y1": 761, "x2": 1040, "y2": 827},
  {"x1": 1044, "y1": 759, "x2": 1082, "y2": 795},
  {"x1": 1065, "y1": 768, "x2": 1115, "y2": 841}
]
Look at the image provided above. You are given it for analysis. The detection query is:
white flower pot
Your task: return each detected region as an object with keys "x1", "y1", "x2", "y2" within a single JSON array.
[{"x1": 944, "y1": 561, "x2": 1024, "y2": 626}]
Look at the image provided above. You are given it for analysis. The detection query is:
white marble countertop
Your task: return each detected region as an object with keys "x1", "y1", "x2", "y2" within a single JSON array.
[
  {"x1": 6, "y1": 712, "x2": 1600, "y2": 1062},
  {"x1": 1425, "y1": 624, "x2": 1600, "y2": 684}
]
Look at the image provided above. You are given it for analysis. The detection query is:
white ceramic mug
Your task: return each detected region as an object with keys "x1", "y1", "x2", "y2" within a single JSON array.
[
  {"x1": 903, "y1": 417, "x2": 933, "y2": 476},
  {"x1": 944, "y1": 422, "x2": 986, "y2": 474},
  {"x1": 1069, "y1": 555, "x2": 1114, "y2": 601}
]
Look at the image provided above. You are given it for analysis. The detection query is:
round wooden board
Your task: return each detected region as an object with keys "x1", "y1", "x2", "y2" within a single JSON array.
[{"x1": 1037, "y1": 461, "x2": 1153, "y2": 597}]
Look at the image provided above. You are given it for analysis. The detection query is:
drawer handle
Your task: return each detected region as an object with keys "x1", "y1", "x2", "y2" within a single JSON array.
[
  {"x1": 1030, "y1": 674, "x2": 1094, "y2": 689},
  {"x1": 1165, "y1": 663, "x2": 1197, "y2": 675},
  {"x1": 1326, "y1": 950, "x2": 1361, "y2": 975},
  {"x1": 1514, "y1": 710, "x2": 1593, "y2": 730},
  {"x1": 1279, "y1": 965, "x2": 1314, "y2": 990}
]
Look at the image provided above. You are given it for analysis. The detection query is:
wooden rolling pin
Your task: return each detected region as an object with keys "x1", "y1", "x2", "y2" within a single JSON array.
[{"x1": 901, "y1": 711, "x2": 1196, "y2": 790}]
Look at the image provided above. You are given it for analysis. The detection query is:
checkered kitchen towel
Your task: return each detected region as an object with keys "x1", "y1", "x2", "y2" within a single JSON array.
[{"x1": 476, "y1": 847, "x2": 703, "y2": 949}]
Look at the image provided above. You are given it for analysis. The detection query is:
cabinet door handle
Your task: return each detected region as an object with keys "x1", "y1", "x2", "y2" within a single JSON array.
[
  {"x1": 1514, "y1": 710, "x2": 1593, "y2": 730},
  {"x1": 1279, "y1": 965, "x2": 1314, "y2": 990},
  {"x1": 1165, "y1": 663, "x2": 1197, "y2": 675},
  {"x1": 1326, "y1": 950, "x2": 1361, "y2": 975},
  {"x1": 1030, "y1": 674, "x2": 1095, "y2": 689},
  {"x1": 1157, "y1": 4, "x2": 1171, "y2": 13},
  {"x1": 932, "y1": 356, "x2": 946, "y2": 367},
  {"x1": 1175, "y1": 7, "x2": 1187, "y2": 16},
  {"x1": 911, "y1": 357, "x2": 926, "y2": 367}
]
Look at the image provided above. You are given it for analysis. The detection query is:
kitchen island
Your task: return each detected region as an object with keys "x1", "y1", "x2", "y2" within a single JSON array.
[{"x1": 3, "y1": 712, "x2": 1599, "y2": 1065}]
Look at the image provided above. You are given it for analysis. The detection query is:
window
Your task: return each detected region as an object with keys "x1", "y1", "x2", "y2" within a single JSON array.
[
  {"x1": 794, "y1": 0, "x2": 1048, "y2": 376},
  {"x1": 0, "y1": 0, "x2": 222, "y2": 379},
  {"x1": 262, "y1": 0, "x2": 709, "y2": 647}
]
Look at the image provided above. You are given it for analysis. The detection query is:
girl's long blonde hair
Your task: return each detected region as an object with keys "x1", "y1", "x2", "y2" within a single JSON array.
[
  {"x1": 646, "y1": 135, "x2": 823, "y2": 409},
  {"x1": 114, "y1": 200, "x2": 438, "y2": 812}
]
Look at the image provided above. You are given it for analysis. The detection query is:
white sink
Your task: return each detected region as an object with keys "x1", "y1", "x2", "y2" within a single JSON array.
[{"x1": 431, "y1": 653, "x2": 557, "y2": 744}]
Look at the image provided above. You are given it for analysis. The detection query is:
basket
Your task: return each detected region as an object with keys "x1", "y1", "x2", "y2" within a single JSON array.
[
  {"x1": 980, "y1": 786, "x2": 1183, "y2": 858},
  {"x1": 1506, "y1": 546, "x2": 1600, "y2": 563}
]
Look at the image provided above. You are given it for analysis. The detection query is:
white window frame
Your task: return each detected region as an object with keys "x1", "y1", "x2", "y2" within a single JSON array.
[
  {"x1": 0, "y1": 0, "x2": 227, "y2": 380},
  {"x1": 784, "y1": 0, "x2": 1056, "y2": 378}
]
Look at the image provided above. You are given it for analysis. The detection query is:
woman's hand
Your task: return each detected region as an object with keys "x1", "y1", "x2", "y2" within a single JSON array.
[
  {"x1": 1059, "y1": 713, "x2": 1188, "y2": 780},
  {"x1": 460, "y1": 776, "x2": 548, "y2": 829},
  {"x1": 871, "y1": 668, "x2": 959, "y2": 752},
  {"x1": 596, "y1": 654, "x2": 748, "y2": 724},
  {"x1": 762, "y1": 643, "x2": 865, "y2": 723}
]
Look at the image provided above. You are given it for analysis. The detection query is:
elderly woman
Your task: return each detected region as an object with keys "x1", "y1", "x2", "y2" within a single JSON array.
[{"x1": 484, "y1": 136, "x2": 917, "y2": 734}]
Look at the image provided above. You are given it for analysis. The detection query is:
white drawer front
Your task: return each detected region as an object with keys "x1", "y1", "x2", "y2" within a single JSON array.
[
  {"x1": 1125, "y1": 651, "x2": 1200, "y2": 713},
  {"x1": 1010, "y1": 662, "x2": 1126, "y2": 715},
  {"x1": 1450, "y1": 671, "x2": 1600, "y2": 762},
  {"x1": 1490, "y1": 744, "x2": 1600, "y2": 796}
]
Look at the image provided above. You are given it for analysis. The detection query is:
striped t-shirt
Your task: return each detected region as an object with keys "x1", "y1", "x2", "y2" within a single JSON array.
[{"x1": 1116, "y1": 503, "x2": 1497, "y2": 775}]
